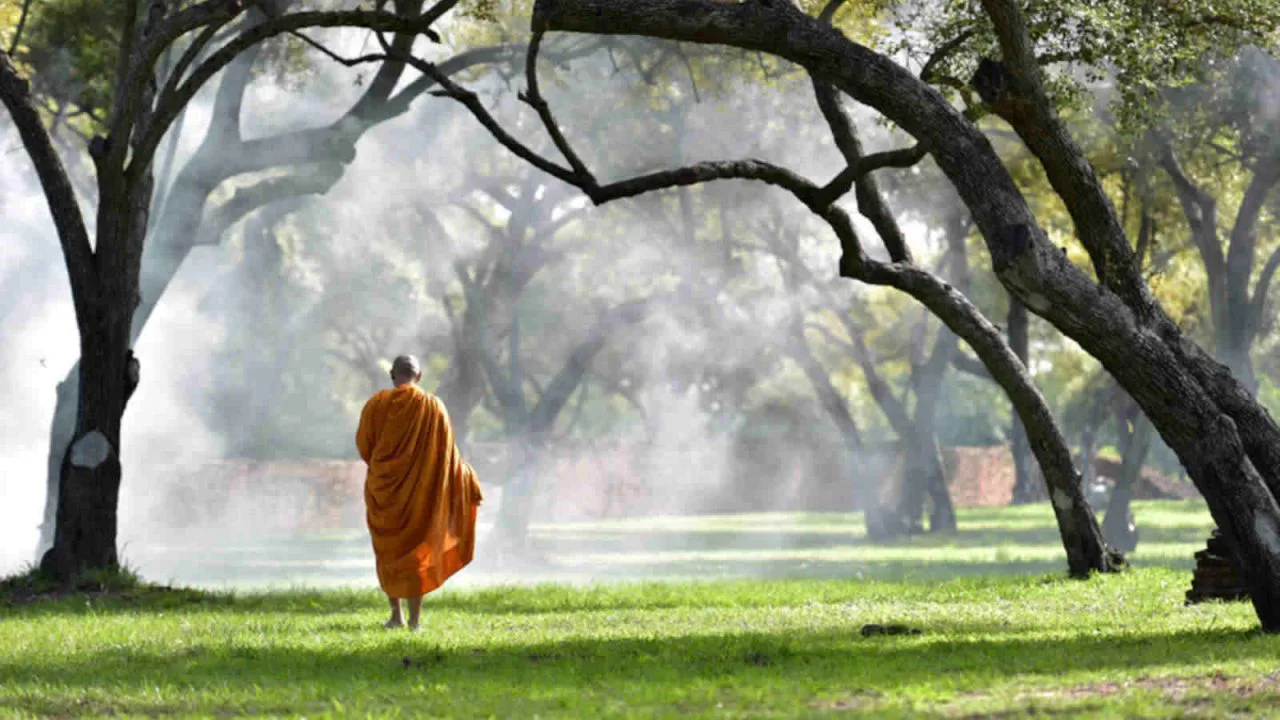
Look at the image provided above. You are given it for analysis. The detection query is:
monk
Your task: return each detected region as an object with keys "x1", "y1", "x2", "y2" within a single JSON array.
[{"x1": 356, "y1": 355, "x2": 483, "y2": 630}]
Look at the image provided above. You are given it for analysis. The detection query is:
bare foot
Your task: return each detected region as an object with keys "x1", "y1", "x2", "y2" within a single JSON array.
[
  {"x1": 407, "y1": 622, "x2": 421, "y2": 633},
  {"x1": 384, "y1": 618, "x2": 404, "y2": 629}
]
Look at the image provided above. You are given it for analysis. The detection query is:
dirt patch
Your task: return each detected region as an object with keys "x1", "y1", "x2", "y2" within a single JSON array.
[
  {"x1": 1017, "y1": 671, "x2": 1279, "y2": 700},
  {"x1": 810, "y1": 690, "x2": 883, "y2": 711},
  {"x1": 946, "y1": 672, "x2": 1280, "y2": 718}
]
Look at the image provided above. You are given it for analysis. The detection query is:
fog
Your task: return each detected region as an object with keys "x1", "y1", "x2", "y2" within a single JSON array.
[{"x1": 0, "y1": 20, "x2": 1083, "y2": 590}]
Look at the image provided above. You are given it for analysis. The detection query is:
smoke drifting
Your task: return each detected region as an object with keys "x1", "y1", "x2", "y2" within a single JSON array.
[
  {"x1": 0, "y1": 135, "x2": 75, "y2": 574},
  {"x1": 2, "y1": 31, "x2": 982, "y2": 589}
]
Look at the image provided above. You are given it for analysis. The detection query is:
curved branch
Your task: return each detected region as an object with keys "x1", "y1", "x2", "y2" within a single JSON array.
[
  {"x1": 520, "y1": 31, "x2": 592, "y2": 180},
  {"x1": 920, "y1": 29, "x2": 975, "y2": 83},
  {"x1": 1251, "y1": 245, "x2": 1280, "y2": 337},
  {"x1": 812, "y1": 79, "x2": 911, "y2": 262},
  {"x1": 1227, "y1": 157, "x2": 1280, "y2": 333},
  {"x1": 6, "y1": 0, "x2": 34, "y2": 55},
  {"x1": 860, "y1": 144, "x2": 927, "y2": 174},
  {"x1": 198, "y1": 167, "x2": 344, "y2": 244},
  {"x1": 528, "y1": 297, "x2": 655, "y2": 433}
]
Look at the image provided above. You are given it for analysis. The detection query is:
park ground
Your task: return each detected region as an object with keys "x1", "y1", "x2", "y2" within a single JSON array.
[{"x1": 3, "y1": 500, "x2": 1280, "y2": 717}]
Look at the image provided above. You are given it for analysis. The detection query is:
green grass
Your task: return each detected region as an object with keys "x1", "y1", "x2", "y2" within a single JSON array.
[{"x1": 5, "y1": 500, "x2": 1279, "y2": 718}]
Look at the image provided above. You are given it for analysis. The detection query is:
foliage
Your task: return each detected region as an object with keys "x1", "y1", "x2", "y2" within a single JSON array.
[
  {"x1": 4, "y1": 503, "x2": 1273, "y2": 718},
  {"x1": 7, "y1": 0, "x2": 332, "y2": 133},
  {"x1": 12, "y1": 0, "x2": 119, "y2": 130},
  {"x1": 894, "y1": 0, "x2": 1280, "y2": 130}
]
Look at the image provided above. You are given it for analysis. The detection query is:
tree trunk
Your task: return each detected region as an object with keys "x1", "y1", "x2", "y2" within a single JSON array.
[
  {"x1": 894, "y1": 410, "x2": 956, "y2": 534},
  {"x1": 909, "y1": 335, "x2": 958, "y2": 534},
  {"x1": 491, "y1": 437, "x2": 542, "y2": 552},
  {"x1": 894, "y1": 450, "x2": 928, "y2": 536},
  {"x1": 787, "y1": 325, "x2": 892, "y2": 536},
  {"x1": 1007, "y1": 297, "x2": 1036, "y2": 504},
  {"x1": 435, "y1": 298, "x2": 490, "y2": 444},
  {"x1": 923, "y1": 434, "x2": 956, "y2": 533},
  {"x1": 1102, "y1": 412, "x2": 1153, "y2": 553},
  {"x1": 37, "y1": 369, "x2": 77, "y2": 558},
  {"x1": 40, "y1": 312, "x2": 137, "y2": 580},
  {"x1": 898, "y1": 428, "x2": 955, "y2": 533}
]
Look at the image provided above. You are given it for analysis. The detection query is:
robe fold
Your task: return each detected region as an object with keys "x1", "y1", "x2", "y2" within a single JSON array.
[{"x1": 356, "y1": 385, "x2": 483, "y2": 598}]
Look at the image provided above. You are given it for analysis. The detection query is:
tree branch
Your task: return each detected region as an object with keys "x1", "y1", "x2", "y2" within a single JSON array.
[
  {"x1": 1158, "y1": 137, "x2": 1228, "y2": 315},
  {"x1": 102, "y1": 0, "x2": 142, "y2": 174},
  {"x1": 289, "y1": 31, "x2": 390, "y2": 67},
  {"x1": 518, "y1": 30, "x2": 592, "y2": 181},
  {"x1": 199, "y1": 167, "x2": 344, "y2": 244},
  {"x1": 1228, "y1": 156, "x2": 1280, "y2": 339},
  {"x1": 0, "y1": 50, "x2": 98, "y2": 308},
  {"x1": 6, "y1": 0, "x2": 35, "y2": 55},
  {"x1": 528, "y1": 297, "x2": 654, "y2": 433},
  {"x1": 1251, "y1": 245, "x2": 1280, "y2": 337},
  {"x1": 811, "y1": 78, "x2": 912, "y2": 262},
  {"x1": 131, "y1": 2, "x2": 461, "y2": 181},
  {"x1": 920, "y1": 29, "x2": 974, "y2": 84},
  {"x1": 975, "y1": 0, "x2": 1150, "y2": 316},
  {"x1": 860, "y1": 144, "x2": 927, "y2": 174}
]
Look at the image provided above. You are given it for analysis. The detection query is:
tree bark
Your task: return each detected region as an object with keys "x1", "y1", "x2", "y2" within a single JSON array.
[{"x1": 42, "y1": 320, "x2": 137, "y2": 579}]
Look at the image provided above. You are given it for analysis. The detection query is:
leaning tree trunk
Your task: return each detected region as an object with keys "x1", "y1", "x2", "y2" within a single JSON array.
[{"x1": 1007, "y1": 297, "x2": 1037, "y2": 505}]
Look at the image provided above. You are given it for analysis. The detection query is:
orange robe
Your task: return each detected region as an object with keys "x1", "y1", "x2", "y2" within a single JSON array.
[{"x1": 356, "y1": 385, "x2": 482, "y2": 598}]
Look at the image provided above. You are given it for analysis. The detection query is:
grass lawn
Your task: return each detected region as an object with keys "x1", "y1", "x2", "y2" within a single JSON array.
[{"x1": 4, "y1": 500, "x2": 1279, "y2": 718}]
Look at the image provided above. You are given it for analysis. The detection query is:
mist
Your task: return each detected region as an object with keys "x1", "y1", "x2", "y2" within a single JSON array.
[{"x1": 1, "y1": 28, "x2": 1027, "y2": 590}]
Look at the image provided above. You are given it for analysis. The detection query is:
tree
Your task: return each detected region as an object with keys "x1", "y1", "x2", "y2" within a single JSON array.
[
  {"x1": 0, "y1": 0, "x2": 488, "y2": 581},
  {"x1": 771, "y1": 207, "x2": 963, "y2": 538},
  {"x1": 410, "y1": 20, "x2": 1120, "y2": 576},
  {"x1": 13, "y1": 0, "x2": 577, "y2": 557},
  {"x1": 1154, "y1": 48, "x2": 1280, "y2": 394},
  {"x1": 414, "y1": 0, "x2": 1280, "y2": 628}
]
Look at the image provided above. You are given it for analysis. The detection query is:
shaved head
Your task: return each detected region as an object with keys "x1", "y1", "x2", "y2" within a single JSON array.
[{"x1": 390, "y1": 355, "x2": 422, "y2": 386}]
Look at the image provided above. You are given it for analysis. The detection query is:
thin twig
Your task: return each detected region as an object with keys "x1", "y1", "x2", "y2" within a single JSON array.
[
  {"x1": 289, "y1": 30, "x2": 389, "y2": 67},
  {"x1": 6, "y1": 0, "x2": 34, "y2": 55}
]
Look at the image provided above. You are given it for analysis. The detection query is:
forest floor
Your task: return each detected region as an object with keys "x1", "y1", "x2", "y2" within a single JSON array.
[{"x1": 3, "y1": 501, "x2": 1279, "y2": 718}]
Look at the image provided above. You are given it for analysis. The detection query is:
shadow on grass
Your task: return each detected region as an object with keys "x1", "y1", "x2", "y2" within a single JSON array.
[{"x1": 0, "y1": 622, "x2": 1275, "y2": 716}]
